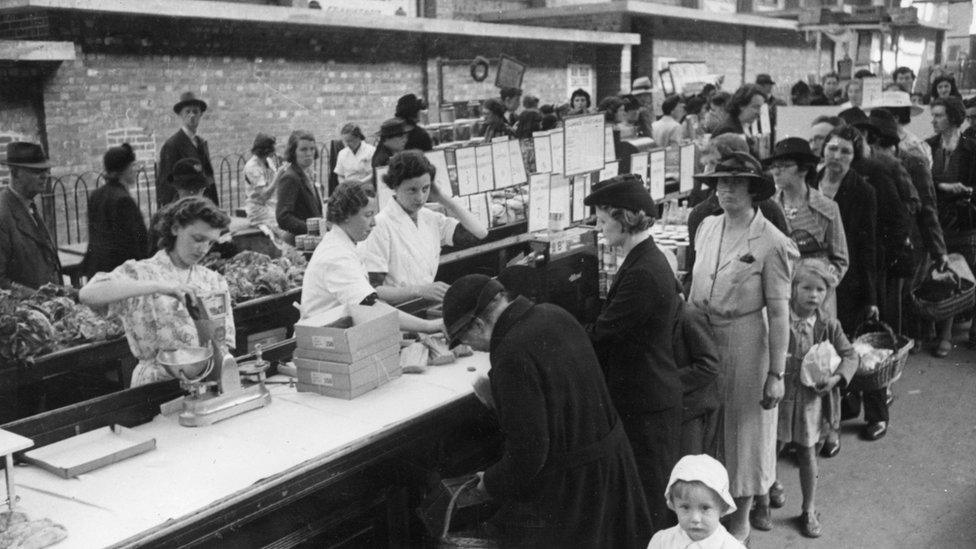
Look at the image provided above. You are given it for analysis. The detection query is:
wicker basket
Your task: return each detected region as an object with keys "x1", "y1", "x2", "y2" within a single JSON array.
[
  {"x1": 850, "y1": 321, "x2": 912, "y2": 392},
  {"x1": 438, "y1": 477, "x2": 497, "y2": 549},
  {"x1": 913, "y1": 254, "x2": 976, "y2": 322},
  {"x1": 945, "y1": 229, "x2": 976, "y2": 267}
]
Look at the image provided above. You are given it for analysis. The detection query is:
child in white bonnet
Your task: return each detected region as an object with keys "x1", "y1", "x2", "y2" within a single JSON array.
[{"x1": 647, "y1": 454, "x2": 745, "y2": 549}]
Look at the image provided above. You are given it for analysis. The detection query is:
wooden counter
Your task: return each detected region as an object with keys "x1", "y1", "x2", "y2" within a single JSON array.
[{"x1": 3, "y1": 350, "x2": 496, "y2": 548}]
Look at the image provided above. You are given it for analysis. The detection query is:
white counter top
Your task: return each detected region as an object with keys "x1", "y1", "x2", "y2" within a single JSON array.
[{"x1": 9, "y1": 353, "x2": 491, "y2": 548}]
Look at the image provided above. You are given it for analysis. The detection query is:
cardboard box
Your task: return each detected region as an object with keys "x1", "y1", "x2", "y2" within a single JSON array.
[
  {"x1": 295, "y1": 344, "x2": 402, "y2": 400},
  {"x1": 294, "y1": 304, "x2": 399, "y2": 363}
]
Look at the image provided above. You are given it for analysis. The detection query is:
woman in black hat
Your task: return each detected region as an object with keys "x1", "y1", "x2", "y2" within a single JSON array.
[
  {"x1": 582, "y1": 174, "x2": 684, "y2": 532},
  {"x1": 481, "y1": 98, "x2": 513, "y2": 143},
  {"x1": 82, "y1": 143, "x2": 150, "y2": 277},
  {"x1": 395, "y1": 93, "x2": 433, "y2": 152},
  {"x1": 688, "y1": 152, "x2": 798, "y2": 543}
]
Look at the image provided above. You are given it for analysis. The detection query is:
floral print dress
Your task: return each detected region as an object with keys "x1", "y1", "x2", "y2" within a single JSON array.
[{"x1": 92, "y1": 250, "x2": 234, "y2": 386}]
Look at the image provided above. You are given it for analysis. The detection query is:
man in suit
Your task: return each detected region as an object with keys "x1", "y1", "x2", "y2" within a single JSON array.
[
  {"x1": 0, "y1": 142, "x2": 63, "y2": 291},
  {"x1": 157, "y1": 91, "x2": 219, "y2": 207}
]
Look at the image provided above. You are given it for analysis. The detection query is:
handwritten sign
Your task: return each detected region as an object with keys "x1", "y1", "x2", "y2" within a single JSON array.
[
  {"x1": 599, "y1": 161, "x2": 619, "y2": 183},
  {"x1": 572, "y1": 174, "x2": 589, "y2": 222},
  {"x1": 533, "y1": 133, "x2": 552, "y2": 174},
  {"x1": 679, "y1": 144, "x2": 695, "y2": 193},
  {"x1": 630, "y1": 152, "x2": 649, "y2": 180},
  {"x1": 649, "y1": 149, "x2": 666, "y2": 200},
  {"x1": 491, "y1": 140, "x2": 513, "y2": 189},
  {"x1": 528, "y1": 173, "x2": 551, "y2": 233},
  {"x1": 564, "y1": 113, "x2": 605, "y2": 176},
  {"x1": 549, "y1": 174, "x2": 571, "y2": 231},
  {"x1": 425, "y1": 149, "x2": 452, "y2": 196},
  {"x1": 508, "y1": 139, "x2": 527, "y2": 185},
  {"x1": 455, "y1": 147, "x2": 478, "y2": 196},
  {"x1": 475, "y1": 145, "x2": 494, "y2": 193},
  {"x1": 469, "y1": 193, "x2": 490, "y2": 229},
  {"x1": 550, "y1": 129, "x2": 565, "y2": 175}
]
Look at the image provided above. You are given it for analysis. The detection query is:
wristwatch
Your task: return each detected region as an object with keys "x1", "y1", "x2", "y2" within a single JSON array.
[{"x1": 768, "y1": 371, "x2": 784, "y2": 380}]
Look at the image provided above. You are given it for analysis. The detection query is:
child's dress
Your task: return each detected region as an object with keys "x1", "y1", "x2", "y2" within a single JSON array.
[{"x1": 779, "y1": 309, "x2": 858, "y2": 447}]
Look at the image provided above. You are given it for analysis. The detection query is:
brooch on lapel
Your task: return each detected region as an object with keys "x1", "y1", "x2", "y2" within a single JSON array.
[{"x1": 738, "y1": 253, "x2": 756, "y2": 264}]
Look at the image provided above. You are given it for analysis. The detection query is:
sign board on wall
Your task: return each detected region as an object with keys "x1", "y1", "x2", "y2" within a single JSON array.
[
  {"x1": 293, "y1": 0, "x2": 416, "y2": 17},
  {"x1": 567, "y1": 64, "x2": 594, "y2": 106}
]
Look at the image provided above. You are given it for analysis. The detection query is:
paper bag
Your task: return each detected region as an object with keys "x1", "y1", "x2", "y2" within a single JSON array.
[{"x1": 800, "y1": 341, "x2": 840, "y2": 388}]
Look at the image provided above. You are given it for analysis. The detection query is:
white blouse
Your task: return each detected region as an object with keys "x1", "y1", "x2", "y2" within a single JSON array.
[
  {"x1": 300, "y1": 226, "x2": 375, "y2": 320},
  {"x1": 334, "y1": 142, "x2": 377, "y2": 186}
]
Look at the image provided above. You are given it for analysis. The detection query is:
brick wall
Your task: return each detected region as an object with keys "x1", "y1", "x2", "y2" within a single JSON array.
[
  {"x1": 651, "y1": 20, "x2": 746, "y2": 90},
  {"x1": 745, "y1": 27, "x2": 828, "y2": 100},
  {"x1": 0, "y1": 12, "x2": 50, "y2": 39},
  {"x1": 0, "y1": 67, "x2": 46, "y2": 186}
]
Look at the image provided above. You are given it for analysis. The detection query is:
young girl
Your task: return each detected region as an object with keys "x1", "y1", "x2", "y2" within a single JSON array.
[
  {"x1": 648, "y1": 454, "x2": 744, "y2": 549},
  {"x1": 763, "y1": 258, "x2": 858, "y2": 538}
]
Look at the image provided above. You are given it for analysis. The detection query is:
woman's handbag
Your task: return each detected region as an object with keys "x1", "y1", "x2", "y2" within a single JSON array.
[{"x1": 912, "y1": 253, "x2": 976, "y2": 321}]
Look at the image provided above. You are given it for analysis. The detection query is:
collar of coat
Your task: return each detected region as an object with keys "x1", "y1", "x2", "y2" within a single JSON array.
[{"x1": 489, "y1": 296, "x2": 534, "y2": 353}]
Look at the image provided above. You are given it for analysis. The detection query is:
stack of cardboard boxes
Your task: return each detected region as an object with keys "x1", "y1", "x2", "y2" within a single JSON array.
[{"x1": 293, "y1": 304, "x2": 402, "y2": 399}]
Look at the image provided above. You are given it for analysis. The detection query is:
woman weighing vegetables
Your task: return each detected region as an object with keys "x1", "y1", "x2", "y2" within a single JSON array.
[
  {"x1": 79, "y1": 197, "x2": 234, "y2": 387},
  {"x1": 362, "y1": 151, "x2": 488, "y2": 304}
]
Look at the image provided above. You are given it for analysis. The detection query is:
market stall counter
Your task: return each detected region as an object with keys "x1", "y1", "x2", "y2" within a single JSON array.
[{"x1": 2, "y1": 345, "x2": 495, "y2": 548}]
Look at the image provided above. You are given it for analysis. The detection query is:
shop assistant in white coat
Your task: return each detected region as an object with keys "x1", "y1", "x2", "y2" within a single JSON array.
[{"x1": 362, "y1": 151, "x2": 488, "y2": 304}]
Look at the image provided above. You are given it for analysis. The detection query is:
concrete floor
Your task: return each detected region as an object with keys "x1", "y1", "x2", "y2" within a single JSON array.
[{"x1": 750, "y1": 342, "x2": 976, "y2": 549}]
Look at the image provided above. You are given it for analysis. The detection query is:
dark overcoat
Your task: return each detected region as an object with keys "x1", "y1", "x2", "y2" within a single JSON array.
[
  {"x1": 157, "y1": 129, "x2": 218, "y2": 207},
  {"x1": 0, "y1": 187, "x2": 62, "y2": 289},
  {"x1": 484, "y1": 297, "x2": 653, "y2": 548},
  {"x1": 275, "y1": 164, "x2": 322, "y2": 237},
  {"x1": 82, "y1": 179, "x2": 149, "y2": 277}
]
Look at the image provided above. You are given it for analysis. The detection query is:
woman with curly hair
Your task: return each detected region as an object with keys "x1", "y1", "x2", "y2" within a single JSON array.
[
  {"x1": 300, "y1": 182, "x2": 443, "y2": 333},
  {"x1": 79, "y1": 196, "x2": 233, "y2": 387}
]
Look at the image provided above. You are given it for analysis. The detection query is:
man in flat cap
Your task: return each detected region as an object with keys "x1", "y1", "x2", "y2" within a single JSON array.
[
  {"x1": 157, "y1": 91, "x2": 218, "y2": 207},
  {"x1": 0, "y1": 142, "x2": 62, "y2": 290},
  {"x1": 443, "y1": 274, "x2": 653, "y2": 547}
]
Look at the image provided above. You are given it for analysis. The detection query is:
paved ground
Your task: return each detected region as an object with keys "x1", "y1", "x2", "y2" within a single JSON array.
[{"x1": 750, "y1": 340, "x2": 976, "y2": 549}]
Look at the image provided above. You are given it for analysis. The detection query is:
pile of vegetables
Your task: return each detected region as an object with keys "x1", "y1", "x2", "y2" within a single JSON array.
[
  {"x1": 200, "y1": 249, "x2": 306, "y2": 304},
  {"x1": 0, "y1": 284, "x2": 124, "y2": 363}
]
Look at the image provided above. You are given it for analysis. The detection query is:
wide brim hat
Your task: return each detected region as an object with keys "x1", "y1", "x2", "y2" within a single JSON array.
[
  {"x1": 763, "y1": 137, "x2": 819, "y2": 167},
  {"x1": 173, "y1": 91, "x2": 208, "y2": 114},
  {"x1": 1, "y1": 141, "x2": 52, "y2": 169},
  {"x1": 377, "y1": 117, "x2": 411, "y2": 139},
  {"x1": 837, "y1": 106, "x2": 869, "y2": 128},
  {"x1": 583, "y1": 174, "x2": 656, "y2": 217},
  {"x1": 630, "y1": 76, "x2": 653, "y2": 96},
  {"x1": 857, "y1": 109, "x2": 900, "y2": 143},
  {"x1": 395, "y1": 93, "x2": 427, "y2": 118},
  {"x1": 665, "y1": 454, "x2": 737, "y2": 516},
  {"x1": 867, "y1": 90, "x2": 924, "y2": 116},
  {"x1": 695, "y1": 151, "x2": 776, "y2": 202},
  {"x1": 442, "y1": 275, "x2": 505, "y2": 349}
]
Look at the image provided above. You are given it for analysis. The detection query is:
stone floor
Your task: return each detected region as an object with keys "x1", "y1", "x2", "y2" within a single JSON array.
[{"x1": 750, "y1": 340, "x2": 976, "y2": 549}]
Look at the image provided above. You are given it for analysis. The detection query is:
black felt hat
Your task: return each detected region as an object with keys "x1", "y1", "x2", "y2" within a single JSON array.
[
  {"x1": 173, "y1": 91, "x2": 208, "y2": 114},
  {"x1": 763, "y1": 137, "x2": 819, "y2": 167},
  {"x1": 395, "y1": 93, "x2": 428, "y2": 119},
  {"x1": 694, "y1": 152, "x2": 776, "y2": 202},
  {"x1": 377, "y1": 118, "x2": 411, "y2": 139},
  {"x1": 1, "y1": 142, "x2": 52, "y2": 169},
  {"x1": 859, "y1": 109, "x2": 900, "y2": 143},
  {"x1": 169, "y1": 158, "x2": 210, "y2": 192},
  {"x1": 442, "y1": 275, "x2": 505, "y2": 349},
  {"x1": 583, "y1": 174, "x2": 656, "y2": 217}
]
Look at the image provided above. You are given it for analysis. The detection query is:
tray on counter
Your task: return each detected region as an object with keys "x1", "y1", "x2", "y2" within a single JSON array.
[{"x1": 22, "y1": 424, "x2": 156, "y2": 478}]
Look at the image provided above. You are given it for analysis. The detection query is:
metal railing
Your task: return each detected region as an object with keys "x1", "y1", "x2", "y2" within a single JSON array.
[{"x1": 45, "y1": 144, "x2": 331, "y2": 247}]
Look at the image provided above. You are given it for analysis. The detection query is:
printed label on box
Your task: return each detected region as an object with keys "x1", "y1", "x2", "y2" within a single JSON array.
[
  {"x1": 311, "y1": 335, "x2": 335, "y2": 349},
  {"x1": 310, "y1": 371, "x2": 335, "y2": 387}
]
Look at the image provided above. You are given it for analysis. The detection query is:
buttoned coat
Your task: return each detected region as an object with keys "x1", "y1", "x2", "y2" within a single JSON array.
[
  {"x1": 275, "y1": 164, "x2": 322, "y2": 237},
  {"x1": 157, "y1": 129, "x2": 218, "y2": 207},
  {"x1": 0, "y1": 187, "x2": 62, "y2": 289}
]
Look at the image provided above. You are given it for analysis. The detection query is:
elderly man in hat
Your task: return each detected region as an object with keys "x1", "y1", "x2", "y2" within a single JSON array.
[
  {"x1": 372, "y1": 118, "x2": 411, "y2": 169},
  {"x1": 443, "y1": 274, "x2": 653, "y2": 547},
  {"x1": 395, "y1": 93, "x2": 433, "y2": 152},
  {"x1": 0, "y1": 142, "x2": 62, "y2": 290},
  {"x1": 631, "y1": 76, "x2": 656, "y2": 139},
  {"x1": 157, "y1": 91, "x2": 218, "y2": 207}
]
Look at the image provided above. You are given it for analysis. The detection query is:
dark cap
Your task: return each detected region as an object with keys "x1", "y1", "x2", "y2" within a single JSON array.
[
  {"x1": 173, "y1": 91, "x2": 208, "y2": 114},
  {"x1": 251, "y1": 133, "x2": 276, "y2": 154},
  {"x1": 103, "y1": 143, "x2": 136, "y2": 173},
  {"x1": 583, "y1": 174, "x2": 656, "y2": 217},
  {"x1": 378, "y1": 117, "x2": 411, "y2": 139},
  {"x1": 482, "y1": 98, "x2": 507, "y2": 118},
  {"x1": 442, "y1": 275, "x2": 505, "y2": 349},
  {"x1": 169, "y1": 157, "x2": 211, "y2": 192},
  {"x1": 1, "y1": 141, "x2": 52, "y2": 169},
  {"x1": 755, "y1": 74, "x2": 775, "y2": 86},
  {"x1": 694, "y1": 151, "x2": 776, "y2": 201},
  {"x1": 861, "y1": 109, "x2": 900, "y2": 143},
  {"x1": 763, "y1": 137, "x2": 818, "y2": 167},
  {"x1": 395, "y1": 93, "x2": 428, "y2": 119},
  {"x1": 837, "y1": 107, "x2": 869, "y2": 127}
]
